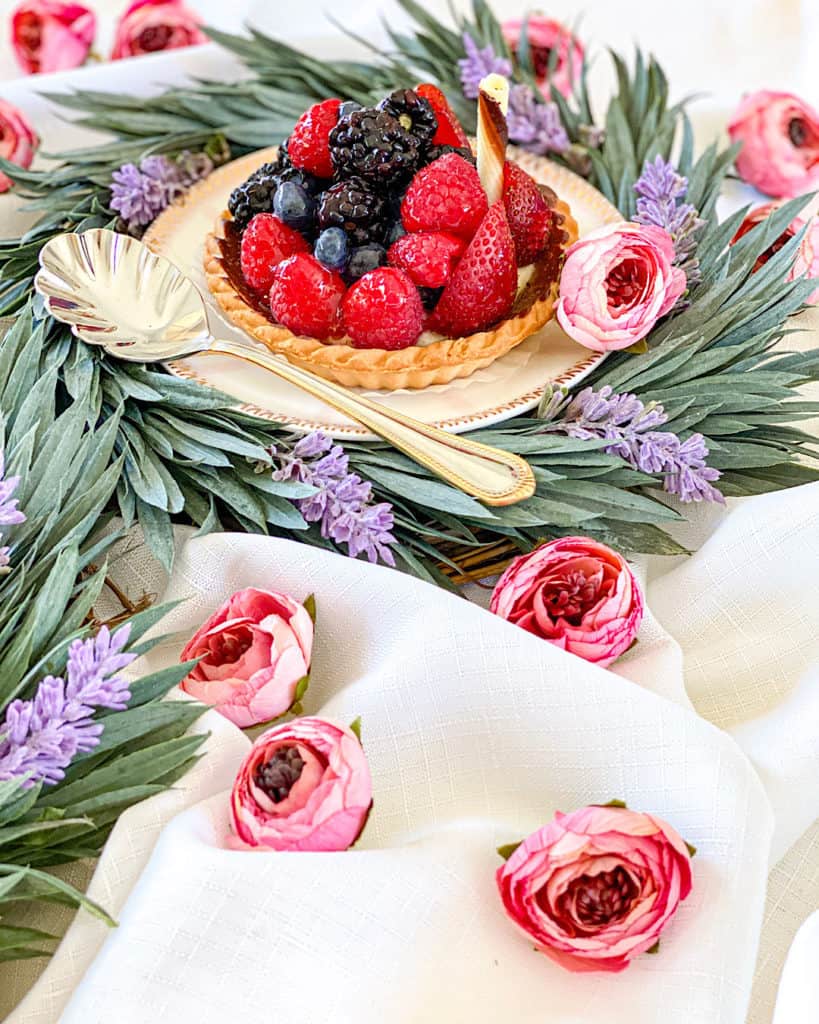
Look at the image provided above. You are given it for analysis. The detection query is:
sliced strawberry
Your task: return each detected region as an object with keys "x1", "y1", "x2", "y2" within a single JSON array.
[
  {"x1": 287, "y1": 98, "x2": 341, "y2": 179},
  {"x1": 387, "y1": 231, "x2": 466, "y2": 289},
  {"x1": 416, "y1": 83, "x2": 470, "y2": 148},
  {"x1": 502, "y1": 161, "x2": 554, "y2": 266},
  {"x1": 429, "y1": 201, "x2": 517, "y2": 337},
  {"x1": 401, "y1": 152, "x2": 487, "y2": 239}
]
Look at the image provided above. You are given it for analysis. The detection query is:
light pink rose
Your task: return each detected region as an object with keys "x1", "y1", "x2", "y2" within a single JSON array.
[
  {"x1": 230, "y1": 716, "x2": 372, "y2": 852},
  {"x1": 729, "y1": 90, "x2": 819, "y2": 199},
  {"x1": 497, "y1": 804, "x2": 693, "y2": 973},
  {"x1": 732, "y1": 198, "x2": 819, "y2": 304},
  {"x1": 502, "y1": 16, "x2": 583, "y2": 99},
  {"x1": 179, "y1": 587, "x2": 313, "y2": 728},
  {"x1": 490, "y1": 537, "x2": 643, "y2": 667},
  {"x1": 0, "y1": 99, "x2": 38, "y2": 194},
  {"x1": 556, "y1": 222, "x2": 686, "y2": 352},
  {"x1": 110, "y1": 0, "x2": 205, "y2": 60},
  {"x1": 10, "y1": 1, "x2": 95, "y2": 75}
]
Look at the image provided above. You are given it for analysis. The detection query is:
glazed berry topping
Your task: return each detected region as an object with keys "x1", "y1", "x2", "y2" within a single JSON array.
[
  {"x1": 273, "y1": 180, "x2": 316, "y2": 234},
  {"x1": 378, "y1": 89, "x2": 438, "y2": 147},
  {"x1": 240, "y1": 213, "x2": 310, "y2": 293},
  {"x1": 342, "y1": 267, "x2": 425, "y2": 350},
  {"x1": 314, "y1": 226, "x2": 349, "y2": 272},
  {"x1": 287, "y1": 98, "x2": 342, "y2": 179},
  {"x1": 318, "y1": 177, "x2": 386, "y2": 246},
  {"x1": 387, "y1": 231, "x2": 466, "y2": 289},
  {"x1": 330, "y1": 107, "x2": 421, "y2": 191},
  {"x1": 344, "y1": 242, "x2": 388, "y2": 283},
  {"x1": 269, "y1": 253, "x2": 346, "y2": 340},
  {"x1": 401, "y1": 152, "x2": 488, "y2": 239}
]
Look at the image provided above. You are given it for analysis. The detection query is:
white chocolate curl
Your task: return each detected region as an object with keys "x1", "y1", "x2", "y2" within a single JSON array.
[{"x1": 477, "y1": 73, "x2": 510, "y2": 206}]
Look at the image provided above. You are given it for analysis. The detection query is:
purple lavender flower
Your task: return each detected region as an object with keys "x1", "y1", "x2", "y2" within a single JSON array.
[
  {"x1": 506, "y1": 83, "x2": 570, "y2": 156},
  {"x1": 271, "y1": 433, "x2": 397, "y2": 566},
  {"x1": 0, "y1": 625, "x2": 136, "y2": 787},
  {"x1": 110, "y1": 151, "x2": 213, "y2": 230},
  {"x1": 634, "y1": 156, "x2": 706, "y2": 293},
  {"x1": 458, "y1": 32, "x2": 512, "y2": 99},
  {"x1": 539, "y1": 385, "x2": 724, "y2": 504},
  {"x1": 0, "y1": 452, "x2": 25, "y2": 572}
]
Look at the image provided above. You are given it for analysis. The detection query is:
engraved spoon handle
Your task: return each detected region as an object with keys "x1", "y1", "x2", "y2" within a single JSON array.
[{"x1": 208, "y1": 339, "x2": 535, "y2": 507}]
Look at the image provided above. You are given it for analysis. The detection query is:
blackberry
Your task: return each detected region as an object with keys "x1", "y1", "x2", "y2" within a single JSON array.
[
  {"x1": 378, "y1": 89, "x2": 437, "y2": 148},
  {"x1": 329, "y1": 108, "x2": 420, "y2": 191},
  {"x1": 424, "y1": 144, "x2": 476, "y2": 167},
  {"x1": 228, "y1": 163, "x2": 280, "y2": 230},
  {"x1": 318, "y1": 177, "x2": 386, "y2": 246}
]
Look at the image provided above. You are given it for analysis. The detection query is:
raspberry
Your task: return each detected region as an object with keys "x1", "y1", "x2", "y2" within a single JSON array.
[
  {"x1": 387, "y1": 231, "x2": 466, "y2": 288},
  {"x1": 240, "y1": 213, "x2": 310, "y2": 293},
  {"x1": 342, "y1": 267, "x2": 424, "y2": 350},
  {"x1": 430, "y1": 201, "x2": 517, "y2": 337},
  {"x1": 415, "y1": 83, "x2": 470, "y2": 148},
  {"x1": 502, "y1": 161, "x2": 554, "y2": 265},
  {"x1": 401, "y1": 153, "x2": 488, "y2": 239},
  {"x1": 287, "y1": 99, "x2": 341, "y2": 179},
  {"x1": 269, "y1": 253, "x2": 346, "y2": 340}
]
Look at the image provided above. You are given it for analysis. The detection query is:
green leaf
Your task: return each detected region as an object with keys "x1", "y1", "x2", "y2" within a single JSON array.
[
  {"x1": 645, "y1": 940, "x2": 661, "y2": 954},
  {"x1": 685, "y1": 841, "x2": 697, "y2": 858},
  {"x1": 349, "y1": 716, "x2": 362, "y2": 743},
  {"x1": 497, "y1": 841, "x2": 522, "y2": 861},
  {"x1": 293, "y1": 675, "x2": 310, "y2": 704},
  {"x1": 303, "y1": 593, "x2": 316, "y2": 624}
]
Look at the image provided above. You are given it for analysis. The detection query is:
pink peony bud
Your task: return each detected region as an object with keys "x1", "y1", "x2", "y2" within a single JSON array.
[
  {"x1": 0, "y1": 99, "x2": 38, "y2": 194},
  {"x1": 497, "y1": 804, "x2": 693, "y2": 973},
  {"x1": 179, "y1": 587, "x2": 313, "y2": 728},
  {"x1": 728, "y1": 90, "x2": 819, "y2": 198},
  {"x1": 732, "y1": 198, "x2": 819, "y2": 304},
  {"x1": 490, "y1": 537, "x2": 643, "y2": 667},
  {"x1": 556, "y1": 221, "x2": 686, "y2": 352},
  {"x1": 110, "y1": 0, "x2": 205, "y2": 60},
  {"x1": 10, "y1": 1, "x2": 95, "y2": 74},
  {"x1": 501, "y1": 16, "x2": 583, "y2": 99},
  {"x1": 230, "y1": 716, "x2": 372, "y2": 852}
]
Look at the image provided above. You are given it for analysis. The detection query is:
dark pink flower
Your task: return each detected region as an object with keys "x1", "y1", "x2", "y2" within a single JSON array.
[
  {"x1": 11, "y1": 1, "x2": 95, "y2": 74},
  {"x1": 0, "y1": 99, "x2": 38, "y2": 194},
  {"x1": 111, "y1": 0, "x2": 205, "y2": 60},
  {"x1": 502, "y1": 16, "x2": 583, "y2": 99}
]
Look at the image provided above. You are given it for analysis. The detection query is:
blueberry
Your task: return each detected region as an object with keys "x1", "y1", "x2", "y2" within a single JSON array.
[
  {"x1": 314, "y1": 227, "x2": 349, "y2": 271},
  {"x1": 339, "y1": 100, "x2": 363, "y2": 120},
  {"x1": 385, "y1": 220, "x2": 406, "y2": 246},
  {"x1": 273, "y1": 181, "x2": 315, "y2": 232},
  {"x1": 345, "y1": 243, "x2": 387, "y2": 282}
]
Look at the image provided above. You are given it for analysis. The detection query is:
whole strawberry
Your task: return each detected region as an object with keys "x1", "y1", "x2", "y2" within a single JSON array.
[
  {"x1": 401, "y1": 152, "x2": 488, "y2": 239},
  {"x1": 387, "y1": 231, "x2": 465, "y2": 288},
  {"x1": 342, "y1": 267, "x2": 424, "y2": 350},
  {"x1": 287, "y1": 98, "x2": 341, "y2": 179},
  {"x1": 502, "y1": 161, "x2": 554, "y2": 266},
  {"x1": 430, "y1": 201, "x2": 518, "y2": 337},
  {"x1": 240, "y1": 213, "x2": 310, "y2": 293},
  {"x1": 269, "y1": 253, "x2": 346, "y2": 340}
]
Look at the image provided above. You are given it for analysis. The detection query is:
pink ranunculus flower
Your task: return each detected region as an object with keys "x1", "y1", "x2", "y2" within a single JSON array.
[
  {"x1": 490, "y1": 537, "x2": 643, "y2": 667},
  {"x1": 728, "y1": 90, "x2": 819, "y2": 199},
  {"x1": 496, "y1": 804, "x2": 694, "y2": 973},
  {"x1": 502, "y1": 16, "x2": 584, "y2": 99},
  {"x1": 179, "y1": 587, "x2": 313, "y2": 728},
  {"x1": 10, "y1": 1, "x2": 95, "y2": 75},
  {"x1": 110, "y1": 0, "x2": 205, "y2": 60},
  {"x1": 732, "y1": 198, "x2": 819, "y2": 304},
  {"x1": 0, "y1": 99, "x2": 38, "y2": 194},
  {"x1": 556, "y1": 222, "x2": 686, "y2": 352},
  {"x1": 230, "y1": 716, "x2": 372, "y2": 852}
]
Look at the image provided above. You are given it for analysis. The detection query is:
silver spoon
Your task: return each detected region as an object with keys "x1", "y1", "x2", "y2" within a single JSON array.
[{"x1": 34, "y1": 229, "x2": 535, "y2": 507}]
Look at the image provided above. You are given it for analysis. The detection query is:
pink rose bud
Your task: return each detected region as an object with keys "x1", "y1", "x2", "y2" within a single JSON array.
[
  {"x1": 10, "y1": 1, "x2": 95, "y2": 75},
  {"x1": 0, "y1": 99, "x2": 38, "y2": 194},
  {"x1": 230, "y1": 716, "x2": 372, "y2": 852},
  {"x1": 179, "y1": 587, "x2": 313, "y2": 728},
  {"x1": 110, "y1": 0, "x2": 205, "y2": 60},
  {"x1": 501, "y1": 16, "x2": 583, "y2": 99},
  {"x1": 490, "y1": 537, "x2": 643, "y2": 667},
  {"x1": 732, "y1": 198, "x2": 819, "y2": 304},
  {"x1": 729, "y1": 90, "x2": 819, "y2": 199},
  {"x1": 556, "y1": 222, "x2": 686, "y2": 351},
  {"x1": 496, "y1": 804, "x2": 693, "y2": 973}
]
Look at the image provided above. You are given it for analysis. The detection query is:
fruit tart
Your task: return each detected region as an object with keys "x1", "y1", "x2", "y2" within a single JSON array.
[{"x1": 204, "y1": 77, "x2": 577, "y2": 390}]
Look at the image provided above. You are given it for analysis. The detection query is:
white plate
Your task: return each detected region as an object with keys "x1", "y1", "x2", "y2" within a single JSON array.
[{"x1": 144, "y1": 147, "x2": 621, "y2": 438}]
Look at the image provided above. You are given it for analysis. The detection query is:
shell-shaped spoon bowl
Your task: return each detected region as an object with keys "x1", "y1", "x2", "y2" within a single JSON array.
[{"x1": 35, "y1": 228, "x2": 211, "y2": 361}]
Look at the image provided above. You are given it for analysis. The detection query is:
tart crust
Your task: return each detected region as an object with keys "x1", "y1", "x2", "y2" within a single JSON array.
[{"x1": 204, "y1": 184, "x2": 578, "y2": 391}]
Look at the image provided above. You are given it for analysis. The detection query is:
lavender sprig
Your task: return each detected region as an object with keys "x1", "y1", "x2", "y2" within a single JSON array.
[
  {"x1": 0, "y1": 451, "x2": 25, "y2": 572},
  {"x1": 539, "y1": 385, "x2": 724, "y2": 504},
  {"x1": 0, "y1": 625, "x2": 136, "y2": 788},
  {"x1": 270, "y1": 433, "x2": 397, "y2": 566},
  {"x1": 458, "y1": 32, "x2": 512, "y2": 98},
  {"x1": 110, "y1": 151, "x2": 214, "y2": 230},
  {"x1": 634, "y1": 155, "x2": 706, "y2": 294}
]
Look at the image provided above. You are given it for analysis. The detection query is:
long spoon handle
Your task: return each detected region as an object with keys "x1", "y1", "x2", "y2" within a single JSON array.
[{"x1": 208, "y1": 339, "x2": 535, "y2": 507}]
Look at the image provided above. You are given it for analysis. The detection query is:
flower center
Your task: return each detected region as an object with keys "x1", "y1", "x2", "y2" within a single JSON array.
[
  {"x1": 789, "y1": 117, "x2": 807, "y2": 147},
  {"x1": 254, "y1": 746, "x2": 305, "y2": 803},
  {"x1": 210, "y1": 626, "x2": 252, "y2": 664},
  {"x1": 542, "y1": 568, "x2": 601, "y2": 625},
  {"x1": 137, "y1": 25, "x2": 174, "y2": 52},
  {"x1": 529, "y1": 44, "x2": 554, "y2": 79},
  {"x1": 606, "y1": 256, "x2": 649, "y2": 313},
  {"x1": 551, "y1": 866, "x2": 639, "y2": 931}
]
